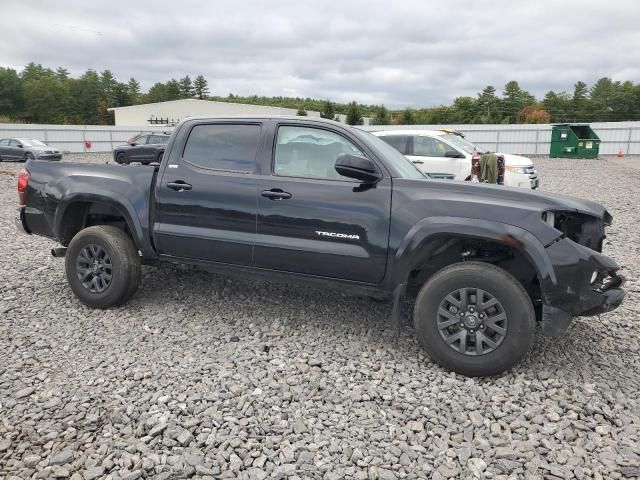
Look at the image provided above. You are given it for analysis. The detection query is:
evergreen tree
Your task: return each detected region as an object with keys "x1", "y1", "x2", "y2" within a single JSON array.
[
  {"x1": 127, "y1": 78, "x2": 141, "y2": 103},
  {"x1": 0, "y1": 67, "x2": 24, "y2": 117},
  {"x1": 55, "y1": 67, "x2": 70, "y2": 81},
  {"x1": 100, "y1": 70, "x2": 118, "y2": 107},
  {"x1": 542, "y1": 90, "x2": 571, "y2": 122},
  {"x1": 346, "y1": 101, "x2": 362, "y2": 125},
  {"x1": 296, "y1": 106, "x2": 307, "y2": 116},
  {"x1": 401, "y1": 108, "x2": 415, "y2": 125},
  {"x1": 147, "y1": 82, "x2": 169, "y2": 103},
  {"x1": 572, "y1": 81, "x2": 588, "y2": 121},
  {"x1": 502, "y1": 81, "x2": 535, "y2": 122},
  {"x1": 165, "y1": 79, "x2": 181, "y2": 100},
  {"x1": 477, "y1": 86, "x2": 499, "y2": 123},
  {"x1": 21, "y1": 62, "x2": 54, "y2": 82},
  {"x1": 589, "y1": 77, "x2": 619, "y2": 121},
  {"x1": 194, "y1": 75, "x2": 209, "y2": 100},
  {"x1": 320, "y1": 100, "x2": 336, "y2": 120},
  {"x1": 373, "y1": 105, "x2": 389, "y2": 125},
  {"x1": 69, "y1": 69, "x2": 101, "y2": 124},
  {"x1": 179, "y1": 75, "x2": 194, "y2": 98},
  {"x1": 23, "y1": 76, "x2": 66, "y2": 123},
  {"x1": 449, "y1": 97, "x2": 478, "y2": 123}
]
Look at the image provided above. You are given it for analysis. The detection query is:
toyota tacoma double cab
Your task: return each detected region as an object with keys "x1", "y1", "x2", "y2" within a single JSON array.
[{"x1": 15, "y1": 116, "x2": 625, "y2": 376}]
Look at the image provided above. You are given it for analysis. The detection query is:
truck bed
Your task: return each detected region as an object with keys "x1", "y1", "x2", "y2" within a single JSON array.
[{"x1": 21, "y1": 160, "x2": 157, "y2": 257}]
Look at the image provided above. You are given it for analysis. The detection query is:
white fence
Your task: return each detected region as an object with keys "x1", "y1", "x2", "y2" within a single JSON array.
[
  {"x1": 362, "y1": 121, "x2": 640, "y2": 155},
  {"x1": 1, "y1": 121, "x2": 639, "y2": 155},
  {"x1": 0, "y1": 124, "x2": 170, "y2": 153}
]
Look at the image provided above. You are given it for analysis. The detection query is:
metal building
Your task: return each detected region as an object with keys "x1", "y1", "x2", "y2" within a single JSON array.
[{"x1": 106, "y1": 99, "x2": 320, "y2": 126}]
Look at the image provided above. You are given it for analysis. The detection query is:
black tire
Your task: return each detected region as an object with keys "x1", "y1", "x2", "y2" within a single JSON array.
[
  {"x1": 414, "y1": 261, "x2": 535, "y2": 377},
  {"x1": 141, "y1": 161, "x2": 150, "y2": 165},
  {"x1": 24, "y1": 152, "x2": 34, "y2": 162},
  {"x1": 65, "y1": 225, "x2": 141, "y2": 308},
  {"x1": 116, "y1": 152, "x2": 129, "y2": 165}
]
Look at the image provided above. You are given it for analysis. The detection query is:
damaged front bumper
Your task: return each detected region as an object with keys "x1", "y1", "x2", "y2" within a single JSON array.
[{"x1": 540, "y1": 237, "x2": 625, "y2": 336}]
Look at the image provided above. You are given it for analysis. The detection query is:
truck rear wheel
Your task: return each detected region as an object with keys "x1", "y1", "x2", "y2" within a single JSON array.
[
  {"x1": 65, "y1": 225, "x2": 141, "y2": 308},
  {"x1": 414, "y1": 261, "x2": 535, "y2": 377}
]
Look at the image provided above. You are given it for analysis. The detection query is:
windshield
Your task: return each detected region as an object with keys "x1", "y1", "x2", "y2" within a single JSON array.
[
  {"x1": 356, "y1": 130, "x2": 425, "y2": 179},
  {"x1": 441, "y1": 134, "x2": 480, "y2": 154},
  {"x1": 18, "y1": 139, "x2": 47, "y2": 147}
]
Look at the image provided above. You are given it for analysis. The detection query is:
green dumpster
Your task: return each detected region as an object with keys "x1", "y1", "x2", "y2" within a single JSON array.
[{"x1": 550, "y1": 124, "x2": 600, "y2": 159}]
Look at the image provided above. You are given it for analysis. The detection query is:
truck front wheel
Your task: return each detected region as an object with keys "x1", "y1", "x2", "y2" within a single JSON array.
[
  {"x1": 65, "y1": 225, "x2": 141, "y2": 308},
  {"x1": 414, "y1": 262, "x2": 535, "y2": 377}
]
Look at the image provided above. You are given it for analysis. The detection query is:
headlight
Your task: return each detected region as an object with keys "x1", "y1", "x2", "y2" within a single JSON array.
[{"x1": 505, "y1": 165, "x2": 530, "y2": 174}]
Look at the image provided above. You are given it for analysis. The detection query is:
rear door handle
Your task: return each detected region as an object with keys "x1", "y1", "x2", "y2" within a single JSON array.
[
  {"x1": 261, "y1": 189, "x2": 292, "y2": 200},
  {"x1": 411, "y1": 159, "x2": 424, "y2": 164},
  {"x1": 167, "y1": 181, "x2": 192, "y2": 191}
]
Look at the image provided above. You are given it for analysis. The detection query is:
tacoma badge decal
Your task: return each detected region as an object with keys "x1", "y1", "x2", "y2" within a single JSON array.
[{"x1": 316, "y1": 231, "x2": 360, "y2": 240}]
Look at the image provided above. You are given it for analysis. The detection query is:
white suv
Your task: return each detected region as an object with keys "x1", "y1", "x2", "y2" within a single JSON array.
[{"x1": 373, "y1": 130, "x2": 539, "y2": 189}]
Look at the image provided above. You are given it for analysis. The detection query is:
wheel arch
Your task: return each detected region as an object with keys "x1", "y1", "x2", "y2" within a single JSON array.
[
  {"x1": 54, "y1": 193, "x2": 148, "y2": 255},
  {"x1": 389, "y1": 217, "x2": 556, "y2": 300}
]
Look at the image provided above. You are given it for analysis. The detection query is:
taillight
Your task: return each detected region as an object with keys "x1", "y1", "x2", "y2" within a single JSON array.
[{"x1": 17, "y1": 169, "x2": 29, "y2": 206}]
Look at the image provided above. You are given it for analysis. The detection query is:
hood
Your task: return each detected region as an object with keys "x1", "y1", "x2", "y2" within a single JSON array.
[
  {"x1": 412, "y1": 178, "x2": 606, "y2": 217},
  {"x1": 394, "y1": 177, "x2": 608, "y2": 245},
  {"x1": 498, "y1": 153, "x2": 534, "y2": 167}
]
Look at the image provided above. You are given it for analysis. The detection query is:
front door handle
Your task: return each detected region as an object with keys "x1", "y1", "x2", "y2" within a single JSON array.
[
  {"x1": 261, "y1": 189, "x2": 292, "y2": 200},
  {"x1": 167, "y1": 181, "x2": 192, "y2": 191},
  {"x1": 411, "y1": 159, "x2": 424, "y2": 165}
]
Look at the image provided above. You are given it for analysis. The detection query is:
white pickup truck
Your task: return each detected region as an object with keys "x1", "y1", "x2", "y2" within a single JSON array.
[{"x1": 373, "y1": 130, "x2": 539, "y2": 189}]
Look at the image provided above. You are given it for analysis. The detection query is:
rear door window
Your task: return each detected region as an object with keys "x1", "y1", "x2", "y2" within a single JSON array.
[
  {"x1": 413, "y1": 136, "x2": 450, "y2": 157},
  {"x1": 149, "y1": 135, "x2": 169, "y2": 144},
  {"x1": 182, "y1": 123, "x2": 261, "y2": 173},
  {"x1": 378, "y1": 135, "x2": 410, "y2": 155}
]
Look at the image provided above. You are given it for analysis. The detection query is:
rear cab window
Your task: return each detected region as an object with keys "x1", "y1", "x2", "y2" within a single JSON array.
[{"x1": 182, "y1": 123, "x2": 261, "y2": 173}]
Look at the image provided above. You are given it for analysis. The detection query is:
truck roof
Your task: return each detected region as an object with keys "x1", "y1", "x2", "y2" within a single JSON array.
[
  {"x1": 371, "y1": 130, "x2": 446, "y2": 137},
  {"x1": 180, "y1": 115, "x2": 344, "y2": 125}
]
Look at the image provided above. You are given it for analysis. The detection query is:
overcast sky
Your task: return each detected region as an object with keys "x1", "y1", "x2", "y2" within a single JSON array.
[{"x1": 2, "y1": 0, "x2": 638, "y2": 108}]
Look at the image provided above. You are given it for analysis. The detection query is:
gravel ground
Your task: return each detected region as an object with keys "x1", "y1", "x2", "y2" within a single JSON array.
[{"x1": 0, "y1": 153, "x2": 639, "y2": 480}]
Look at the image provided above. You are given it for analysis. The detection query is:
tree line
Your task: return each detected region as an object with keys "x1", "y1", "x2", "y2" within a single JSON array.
[
  {"x1": 385, "y1": 79, "x2": 640, "y2": 126},
  {"x1": 1, "y1": 63, "x2": 639, "y2": 126},
  {"x1": 0, "y1": 63, "x2": 210, "y2": 124}
]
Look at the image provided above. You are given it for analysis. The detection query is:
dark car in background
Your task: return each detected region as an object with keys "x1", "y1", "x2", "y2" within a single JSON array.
[
  {"x1": 113, "y1": 133, "x2": 170, "y2": 165},
  {"x1": 0, "y1": 138, "x2": 62, "y2": 162}
]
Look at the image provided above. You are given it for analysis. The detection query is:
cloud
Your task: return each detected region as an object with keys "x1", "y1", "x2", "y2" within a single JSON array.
[{"x1": 2, "y1": 0, "x2": 638, "y2": 108}]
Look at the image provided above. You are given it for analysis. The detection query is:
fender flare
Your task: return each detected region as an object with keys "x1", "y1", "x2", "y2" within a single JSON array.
[
  {"x1": 53, "y1": 192, "x2": 153, "y2": 258},
  {"x1": 389, "y1": 216, "x2": 557, "y2": 287}
]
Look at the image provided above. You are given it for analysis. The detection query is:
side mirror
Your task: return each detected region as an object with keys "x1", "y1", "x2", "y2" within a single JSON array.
[
  {"x1": 335, "y1": 154, "x2": 381, "y2": 184},
  {"x1": 444, "y1": 150, "x2": 463, "y2": 158},
  {"x1": 16, "y1": 144, "x2": 23, "y2": 148},
  {"x1": 129, "y1": 142, "x2": 137, "y2": 146}
]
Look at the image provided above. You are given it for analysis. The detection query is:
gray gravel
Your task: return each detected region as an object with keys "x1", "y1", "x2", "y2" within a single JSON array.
[{"x1": 1, "y1": 153, "x2": 639, "y2": 480}]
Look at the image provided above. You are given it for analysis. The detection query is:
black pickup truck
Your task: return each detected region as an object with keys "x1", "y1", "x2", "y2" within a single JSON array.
[{"x1": 15, "y1": 116, "x2": 625, "y2": 376}]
